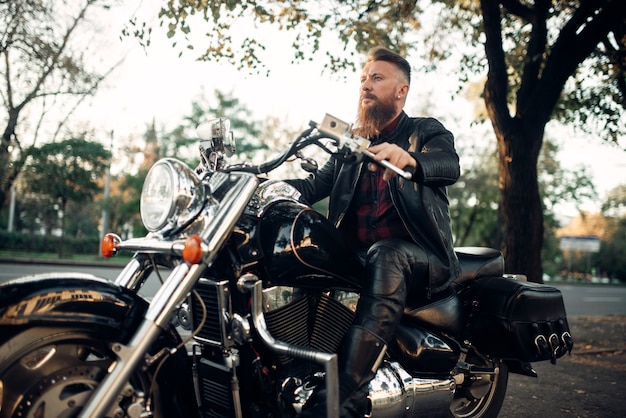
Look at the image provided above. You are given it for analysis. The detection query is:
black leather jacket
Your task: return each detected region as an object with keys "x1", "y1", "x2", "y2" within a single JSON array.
[{"x1": 288, "y1": 112, "x2": 461, "y2": 296}]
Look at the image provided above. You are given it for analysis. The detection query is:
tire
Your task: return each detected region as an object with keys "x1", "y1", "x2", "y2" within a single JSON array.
[
  {"x1": 449, "y1": 358, "x2": 509, "y2": 418},
  {"x1": 0, "y1": 326, "x2": 191, "y2": 418}
]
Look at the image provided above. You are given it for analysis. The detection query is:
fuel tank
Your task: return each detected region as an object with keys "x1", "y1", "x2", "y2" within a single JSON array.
[{"x1": 234, "y1": 180, "x2": 363, "y2": 290}]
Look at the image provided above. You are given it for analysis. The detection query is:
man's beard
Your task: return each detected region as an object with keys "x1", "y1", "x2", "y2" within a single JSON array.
[{"x1": 353, "y1": 93, "x2": 397, "y2": 139}]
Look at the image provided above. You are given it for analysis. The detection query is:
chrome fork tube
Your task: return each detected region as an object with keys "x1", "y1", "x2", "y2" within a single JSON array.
[
  {"x1": 78, "y1": 262, "x2": 194, "y2": 418},
  {"x1": 114, "y1": 255, "x2": 154, "y2": 291}
]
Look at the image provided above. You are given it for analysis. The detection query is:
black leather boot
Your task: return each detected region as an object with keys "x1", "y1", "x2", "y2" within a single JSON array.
[
  {"x1": 299, "y1": 326, "x2": 387, "y2": 417},
  {"x1": 299, "y1": 240, "x2": 416, "y2": 417}
]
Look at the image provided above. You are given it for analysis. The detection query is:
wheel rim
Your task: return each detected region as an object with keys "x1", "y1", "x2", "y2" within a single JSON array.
[
  {"x1": 0, "y1": 331, "x2": 151, "y2": 418},
  {"x1": 449, "y1": 360, "x2": 508, "y2": 418},
  {"x1": 450, "y1": 372, "x2": 498, "y2": 417}
]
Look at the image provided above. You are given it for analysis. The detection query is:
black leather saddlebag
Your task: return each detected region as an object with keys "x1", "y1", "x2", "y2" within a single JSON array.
[{"x1": 464, "y1": 276, "x2": 573, "y2": 363}]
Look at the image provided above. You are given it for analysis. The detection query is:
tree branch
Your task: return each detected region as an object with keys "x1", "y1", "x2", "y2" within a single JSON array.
[
  {"x1": 531, "y1": 0, "x2": 626, "y2": 123},
  {"x1": 516, "y1": 0, "x2": 549, "y2": 115},
  {"x1": 16, "y1": 0, "x2": 98, "y2": 111},
  {"x1": 481, "y1": 0, "x2": 512, "y2": 135},
  {"x1": 500, "y1": 0, "x2": 533, "y2": 21}
]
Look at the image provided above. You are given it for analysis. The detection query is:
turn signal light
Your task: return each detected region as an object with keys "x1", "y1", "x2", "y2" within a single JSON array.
[
  {"x1": 101, "y1": 233, "x2": 121, "y2": 258},
  {"x1": 182, "y1": 235, "x2": 204, "y2": 264}
]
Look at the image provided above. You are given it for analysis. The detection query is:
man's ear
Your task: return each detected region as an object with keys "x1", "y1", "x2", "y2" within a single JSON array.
[{"x1": 397, "y1": 84, "x2": 409, "y2": 99}]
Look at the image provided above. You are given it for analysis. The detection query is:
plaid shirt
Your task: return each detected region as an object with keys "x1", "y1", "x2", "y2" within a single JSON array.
[
  {"x1": 339, "y1": 117, "x2": 413, "y2": 250},
  {"x1": 340, "y1": 168, "x2": 413, "y2": 250}
]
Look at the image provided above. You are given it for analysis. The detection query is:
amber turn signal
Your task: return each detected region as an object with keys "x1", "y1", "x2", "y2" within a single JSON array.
[
  {"x1": 101, "y1": 233, "x2": 120, "y2": 258},
  {"x1": 183, "y1": 235, "x2": 204, "y2": 264}
]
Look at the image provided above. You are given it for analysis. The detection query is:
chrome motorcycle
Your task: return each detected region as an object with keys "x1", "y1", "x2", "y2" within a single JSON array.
[{"x1": 0, "y1": 115, "x2": 573, "y2": 418}]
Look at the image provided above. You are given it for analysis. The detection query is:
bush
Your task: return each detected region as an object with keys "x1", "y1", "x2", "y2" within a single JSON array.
[{"x1": 0, "y1": 231, "x2": 100, "y2": 256}]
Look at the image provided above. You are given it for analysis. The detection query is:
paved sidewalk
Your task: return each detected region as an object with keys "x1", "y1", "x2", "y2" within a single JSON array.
[{"x1": 499, "y1": 315, "x2": 626, "y2": 417}]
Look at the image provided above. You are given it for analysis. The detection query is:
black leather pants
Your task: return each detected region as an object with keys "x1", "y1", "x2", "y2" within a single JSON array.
[
  {"x1": 299, "y1": 239, "x2": 430, "y2": 417},
  {"x1": 353, "y1": 238, "x2": 429, "y2": 344}
]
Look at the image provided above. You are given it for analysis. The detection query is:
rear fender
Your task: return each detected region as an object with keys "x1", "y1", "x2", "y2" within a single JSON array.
[{"x1": 0, "y1": 273, "x2": 149, "y2": 341}]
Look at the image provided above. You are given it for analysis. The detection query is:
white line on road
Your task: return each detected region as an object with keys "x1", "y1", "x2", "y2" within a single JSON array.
[{"x1": 583, "y1": 297, "x2": 622, "y2": 302}]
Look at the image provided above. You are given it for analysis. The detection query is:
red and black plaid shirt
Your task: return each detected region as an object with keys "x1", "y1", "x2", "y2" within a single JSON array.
[{"x1": 339, "y1": 117, "x2": 413, "y2": 250}]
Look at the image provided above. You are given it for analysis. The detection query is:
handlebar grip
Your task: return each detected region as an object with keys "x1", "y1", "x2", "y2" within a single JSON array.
[{"x1": 360, "y1": 148, "x2": 414, "y2": 180}]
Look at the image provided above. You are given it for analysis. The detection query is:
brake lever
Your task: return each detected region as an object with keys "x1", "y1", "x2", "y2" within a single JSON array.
[{"x1": 315, "y1": 113, "x2": 413, "y2": 180}]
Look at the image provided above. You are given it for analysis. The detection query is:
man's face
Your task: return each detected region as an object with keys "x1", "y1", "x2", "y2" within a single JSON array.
[{"x1": 356, "y1": 60, "x2": 407, "y2": 138}]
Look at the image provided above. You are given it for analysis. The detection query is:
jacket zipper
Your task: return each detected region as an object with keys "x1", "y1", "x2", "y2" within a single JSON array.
[{"x1": 335, "y1": 162, "x2": 364, "y2": 229}]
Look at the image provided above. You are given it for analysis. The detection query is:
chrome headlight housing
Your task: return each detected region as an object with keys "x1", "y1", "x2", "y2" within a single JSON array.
[{"x1": 140, "y1": 158, "x2": 206, "y2": 234}]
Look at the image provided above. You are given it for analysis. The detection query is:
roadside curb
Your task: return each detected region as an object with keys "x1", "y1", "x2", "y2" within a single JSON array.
[{"x1": 0, "y1": 257, "x2": 126, "y2": 268}]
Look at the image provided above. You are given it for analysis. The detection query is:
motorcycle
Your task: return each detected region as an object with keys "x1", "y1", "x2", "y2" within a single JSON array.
[{"x1": 0, "y1": 114, "x2": 573, "y2": 418}]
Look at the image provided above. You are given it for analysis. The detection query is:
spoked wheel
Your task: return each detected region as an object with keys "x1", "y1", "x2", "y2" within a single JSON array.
[
  {"x1": 0, "y1": 326, "x2": 166, "y2": 418},
  {"x1": 449, "y1": 358, "x2": 509, "y2": 418}
]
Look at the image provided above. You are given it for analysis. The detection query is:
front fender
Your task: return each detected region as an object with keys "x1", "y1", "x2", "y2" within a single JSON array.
[
  {"x1": 0, "y1": 273, "x2": 199, "y2": 416},
  {"x1": 0, "y1": 273, "x2": 149, "y2": 341}
]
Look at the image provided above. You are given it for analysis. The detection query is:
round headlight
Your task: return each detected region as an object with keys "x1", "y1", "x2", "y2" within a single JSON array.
[
  {"x1": 140, "y1": 158, "x2": 205, "y2": 233},
  {"x1": 140, "y1": 162, "x2": 176, "y2": 231}
]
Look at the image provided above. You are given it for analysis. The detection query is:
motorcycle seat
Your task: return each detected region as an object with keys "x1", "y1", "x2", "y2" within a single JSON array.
[
  {"x1": 452, "y1": 246, "x2": 504, "y2": 288},
  {"x1": 402, "y1": 287, "x2": 463, "y2": 339}
]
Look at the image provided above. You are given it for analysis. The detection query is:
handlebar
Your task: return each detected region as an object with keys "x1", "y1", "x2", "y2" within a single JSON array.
[
  {"x1": 315, "y1": 114, "x2": 414, "y2": 180},
  {"x1": 201, "y1": 114, "x2": 414, "y2": 180}
]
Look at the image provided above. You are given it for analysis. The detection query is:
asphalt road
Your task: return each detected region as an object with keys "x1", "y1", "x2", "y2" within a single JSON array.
[
  {"x1": 0, "y1": 260, "x2": 166, "y2": 299},
  {"x1": 2, "y1": 260, "x2": 625, "y2": 317}
]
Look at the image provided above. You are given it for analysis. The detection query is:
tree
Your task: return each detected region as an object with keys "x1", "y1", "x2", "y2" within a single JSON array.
[
  {"x1": 0, "y1": 0, "x2": 122, "y2": 211},
  {"x1": 152, "y1": 0, "x2": 625, "y2": 282},
  {"x1": 103, "y1": 90, "x2": 274, "y2": 238},
  {"x1": 158, "y1": 91, "x2": 267, "y2": 166},
  {"x1": 450, "y1": 135, "x2": 596, "y2": 262},
  {"x1": 595, "y1": 216, "x2": 626, "y2": 282},
  {"x1": 21, "y1": 137, "x2": 110, "y2": 257},
  {"x1": 602, "y1": 184, "x2": 626, "y2": 218},
  {"x1": 476, "y1": 0, "x2": 624, "y2": 282},
  {"x1": 598, "y1": 185, "x2": 626, "y2": 281},
  {"x1": 449, "y1": 145, "x2": 501, "y2": 248}
]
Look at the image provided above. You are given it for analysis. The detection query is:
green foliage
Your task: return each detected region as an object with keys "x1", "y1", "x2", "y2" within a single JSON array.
[
  {"x1": 602, "y1": 184, "x2": 626, "y2": 218},
  {"x1": 449, "y1": 145, "x2": 501, "y2": 248},
  {"x1": 109, "y1": 170, "x2": 147, "y2": 238},
  {"x1": 22, "y1": 138, "x2": 110, "y2": 207},
  {"x1": 154, "y1": 0, "x2": 421, "y2": 73},
  {"x1": 538, "y1": 140, "x2": 597, "y2": 214},
  {"x1": 595, "y1": 216, "x2": 626, "y2": 281},
  {"x1": 0, "y1": 231, "x2": 100, "y2": 256},
  {"x1": 19, "y1": 137, "x2": 110, "y2": 257},
  {"x1": 151, "y1": 1, "x2": 625, "y2": 144},
  {"x1": 157, "y1": 91, "x2": 268, "y2": 165}
]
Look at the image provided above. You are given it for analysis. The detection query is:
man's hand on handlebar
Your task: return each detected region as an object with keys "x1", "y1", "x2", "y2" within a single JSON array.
[{"x1": 368, "y1": 142, "x2": 417, "y2": 181}]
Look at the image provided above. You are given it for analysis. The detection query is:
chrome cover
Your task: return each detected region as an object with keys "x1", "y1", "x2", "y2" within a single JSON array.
[
  {"x1": 140, "y1": 158, "x2": 206, "y2": 234},
  {"x1": 369, "y1": 361, "x2": 455, "y2": 417},
  {"x1": 245, "y1": 179, "x2": 303, "y2": 217}
]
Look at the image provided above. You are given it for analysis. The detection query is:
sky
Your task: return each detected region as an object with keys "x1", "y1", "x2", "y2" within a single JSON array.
[{"x1": 78, "y1": 2, "x2": 625, "y2": 218}]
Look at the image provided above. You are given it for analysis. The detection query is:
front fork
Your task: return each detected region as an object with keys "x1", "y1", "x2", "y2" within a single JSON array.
[
  {"x1": 78, "y1": 172, "x2": 259, "y2": 418},
  {"x1": 78, "y1": 260, "x2": 199, "y2": 417}
]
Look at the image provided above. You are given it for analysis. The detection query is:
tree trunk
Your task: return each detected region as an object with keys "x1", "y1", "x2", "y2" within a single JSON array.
[
  {"x1": 58, "y1": 199, "x2": 66, "y2": 259},
  {"x1": 496, "y1": 122, "x2": 544, "y2": 283}
]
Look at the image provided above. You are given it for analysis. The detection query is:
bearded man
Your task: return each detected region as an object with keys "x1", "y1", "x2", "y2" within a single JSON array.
[{"x1": 288, "y1": 47, "x2": 461, "y2": 417}]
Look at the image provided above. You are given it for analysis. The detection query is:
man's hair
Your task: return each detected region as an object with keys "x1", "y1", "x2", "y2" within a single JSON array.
[{"x1": 366, "y1": 47, "x2": 411, "y2": 84}]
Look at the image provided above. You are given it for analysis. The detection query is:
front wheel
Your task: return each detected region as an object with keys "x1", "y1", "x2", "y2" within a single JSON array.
[
  {"x1": 0, "y1": 326, "x2": 193, "y2": 418},
  {"x1": 449, "y1": 359, "x2": 509, "y2": 418}
]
